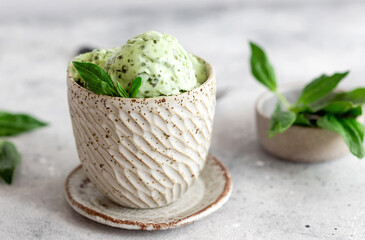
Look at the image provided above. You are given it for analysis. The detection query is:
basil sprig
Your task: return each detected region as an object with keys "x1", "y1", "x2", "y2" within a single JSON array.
[
  {"x1": 72, "y1": 61, "x2": 142, "y2": 98},
  {"x1": 250, "y1": 42, "x2": 365, "y2": 158},
  {"x1": 0, "y1": 112, "x2": 47, "y2": 184}
]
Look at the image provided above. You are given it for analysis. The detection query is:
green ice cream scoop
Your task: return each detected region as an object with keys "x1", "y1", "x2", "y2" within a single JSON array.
[
  {"x1": 189, "y1": 53, "x2": 208, "y2": 85},
  {"x1": 70, "y1": 49, "x2": 114, "y2": 87},
  {"x1": 106, "y1": 31, "x2": 198, "y2": 98}
]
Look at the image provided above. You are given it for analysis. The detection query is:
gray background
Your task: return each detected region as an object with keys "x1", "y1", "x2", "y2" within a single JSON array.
[{"x1": 1, "y1": 0, "x2": 365, "y2": 239}]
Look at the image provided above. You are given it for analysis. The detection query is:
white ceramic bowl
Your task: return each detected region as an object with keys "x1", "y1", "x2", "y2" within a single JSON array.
[
  {"x1": 255, "y1": 84, "x2": 363, "y2": 163},
  {"x1": 67, "y1": 61, "x2": 216, "y2": 208}
]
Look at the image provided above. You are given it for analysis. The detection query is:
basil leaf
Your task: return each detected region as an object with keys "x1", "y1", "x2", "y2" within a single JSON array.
[
  {"x1": 101, "y1": 82, "x2": 118, "y2": 97},
  {"x1": 332, "y1": 88, "x2": 365, "y2": 105},
  {"x1": 307, "y1": 92, "x2": 338, "y2": 113},
  {"x1": 0, "y1": 111, "x2": 47, "y2": 137},
  {"x1": 321, "y1": 101, "x2": 354, "y2": 115},
  {"x1": 269, "y1": 104, "x2": 296, "y2": 138},
  {"x1": 345, "y1": 106, "x2": 363, "y2": 118},
  {"x1": 296, "y1": 71, "x2": 349, "y2": 106},
  {"x1": 0, "y1": 140, "x2": 21, "y2": 184},
  {"x1": 350, "y1": 119, "x2": 365, "y2": 141},
  {"x1": 116, "y1": 82, "x2": 129, "y2": 98},
  {"x1": 129, "y1": 77, "x2": 142, "y2": 98},
  {"x1": 72, "y1": 61, "x2": 114, "y2": 95},
  {"x1": 249, "y1": 42, "x2": 277, "y2": 91},
  {"x1": 340, "y1": 118, "x2": 365, "y2": 158},
  {"x1": 317, "y1": 115, "x2": 365, "y2": 158},
  {"x1": 294, "y1": 113, "x2": 313, "y2": 127}
]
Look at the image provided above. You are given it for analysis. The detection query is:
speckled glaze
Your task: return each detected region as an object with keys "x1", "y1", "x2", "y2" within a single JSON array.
[
  {"x1": 255, "y1": 84, "x2": 363, "y2": 163},
  {"x1": 67, "y1": 60, "x2": 216, "y2": 208},
  {"x1": 64, "y1": 154, "x2": 232, "y2": 230}
]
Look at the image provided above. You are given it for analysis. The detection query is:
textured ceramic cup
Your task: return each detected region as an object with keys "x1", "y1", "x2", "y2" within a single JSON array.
[
  {"x1": 256, "y1": 84, "x2": 363, "y2": 163},
  {"x1": 67, "y1": 60, "x2": 216, "y2": 208}
]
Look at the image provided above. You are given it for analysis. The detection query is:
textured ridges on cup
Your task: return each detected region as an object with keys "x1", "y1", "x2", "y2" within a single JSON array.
[{"x1": 67, "y1": 68, "x2": 216, "y2": 208}]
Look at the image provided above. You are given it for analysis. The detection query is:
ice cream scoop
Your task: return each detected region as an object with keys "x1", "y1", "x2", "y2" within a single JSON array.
[
  {"x1": 71, "y1": 31, "x2": 208, "y2": 98},
  {"x1": 71, "y1": 49, "x2": 114, "y2": 87},
  {"x1": 189, "y1": 54, "x2": 208, "y2": 85},
  {"x1": 106, "y1": 31, "x2": 198, "y2": 98}
]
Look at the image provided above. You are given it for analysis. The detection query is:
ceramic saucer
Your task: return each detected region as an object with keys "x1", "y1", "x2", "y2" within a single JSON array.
[{"x1": 64, "y1": 154, "x2": 232, "y2": 230}]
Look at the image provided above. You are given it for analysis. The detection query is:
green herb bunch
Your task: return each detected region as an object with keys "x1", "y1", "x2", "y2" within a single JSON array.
[
  {"x1": 0, "y1": 112, "x2": 47, "y2": 184},
  {"x1": 72, "y1": 62, "x2": 142, "y2": 98},
  {"x1": 249, "y1": 42, "x2": 365, "y2": 159}
]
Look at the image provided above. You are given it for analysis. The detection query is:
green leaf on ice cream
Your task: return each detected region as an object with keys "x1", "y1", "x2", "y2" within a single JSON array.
[
  {"x1": 129, "y1": 77, "x2": 142, "y2": 98},
  {"x1": 72, "y1": 61, "x2": 142, "y2": 98}
]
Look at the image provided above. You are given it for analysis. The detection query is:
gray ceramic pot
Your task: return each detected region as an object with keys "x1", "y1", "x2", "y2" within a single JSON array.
[{"x1": 255, "y1": 84, "x2": 363, "y2": 163}]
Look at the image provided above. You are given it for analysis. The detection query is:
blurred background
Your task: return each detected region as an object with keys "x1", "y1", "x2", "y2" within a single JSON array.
[{"x1": 1, "y1": 0, "x2": 365, "y2": 239}]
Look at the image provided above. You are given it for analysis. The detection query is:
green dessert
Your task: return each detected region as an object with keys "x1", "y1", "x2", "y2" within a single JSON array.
[
  {"x1": 70, "y1": 49, "x2": 114, "y2": 87},
  {"x1": 70, "y1": 31, "x2": 207, "y2": 98},
  {"x1": 189, "y1": 53, "x2": 208, "y2": 85}
]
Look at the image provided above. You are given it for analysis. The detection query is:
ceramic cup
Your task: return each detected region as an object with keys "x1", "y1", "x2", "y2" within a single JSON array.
[
  {"x1": 255, "y1": 83, "x2": 363, "y2": 163},
  {"x1": 67, "y1": 61, "x2": 216, "y2": 208}
]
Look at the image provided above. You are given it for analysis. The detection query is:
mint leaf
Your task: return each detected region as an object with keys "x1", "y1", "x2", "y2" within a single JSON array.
[
  {"x1": 317, "y1": 115, "x2": 365, "y2": 158},
  {"x1": 0, "y1": 140, "x2": 21, "y2": 184},
  {"x1": 116, "y1": 82, "x2": 129, "y2": 98},
  {"x1": 72, "y1": 61, "x2": 115, "y2": 96},
  {"x1": 0, "y1": 111, "x2": 47, "y2": 137},
  {"x1": 269, "y1": 104, "x2": 296, "y2": 138},
  {"x1": 249, "y1": 42, "x2": 277, "y2": 91},
  {"x1": 296, "y1": 71, "x2": 349, "y2": 106},
  {"x1": 129, "y1": 77, "x2": 142, "y2": 98}
]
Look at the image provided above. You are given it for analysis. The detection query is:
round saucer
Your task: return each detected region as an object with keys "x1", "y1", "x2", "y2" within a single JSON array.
[{"x1": 64, "y1": 154, "x2": 232, "y2": 230}]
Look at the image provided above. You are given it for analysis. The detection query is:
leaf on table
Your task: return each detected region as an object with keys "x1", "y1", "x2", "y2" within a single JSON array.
[
  {"x1": 0, "y1": 111, "x2": 47, "y2": 137},
  {"x1": 296, "y1": 71, "x2": 349, "y2": 106},
  {"x1": 317, "y1": 115, "x2": 365, "y2": 159},
  {"x1": 0, "y1": 140, "x2": 21, "y2": 184},
  {"x1": 249, "y1": 42, "x2": 277, "y2": 91},
  {"x1": 269, "y1": 104, "x2": 297, "y2": 138}
]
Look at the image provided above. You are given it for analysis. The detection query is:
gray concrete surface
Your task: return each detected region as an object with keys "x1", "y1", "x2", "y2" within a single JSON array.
[{"x1": 1, "y1": 0, "x2": 365, "y2": 239}]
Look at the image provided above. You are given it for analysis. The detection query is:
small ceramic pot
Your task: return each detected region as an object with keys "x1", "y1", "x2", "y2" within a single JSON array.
[
  {"x1": 67, "y1": 61, "x2": 216, "y2": 208},
  {"x1": 255, "y1": 84, "x2": 362, "y2": 163}
]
